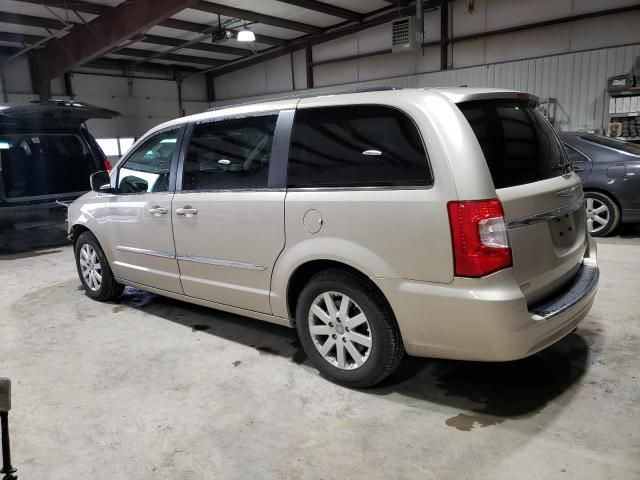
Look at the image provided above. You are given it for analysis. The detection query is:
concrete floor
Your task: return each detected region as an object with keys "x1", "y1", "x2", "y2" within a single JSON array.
[{"x1": 0, "y1": 227, "x2": 639, "y2": 479}]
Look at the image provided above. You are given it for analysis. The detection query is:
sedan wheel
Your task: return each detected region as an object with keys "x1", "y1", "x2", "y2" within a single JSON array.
[
  {"x1": 585, "y1": 197, "x2": 609, "y2": 235},
  {"x1": 308, "y1": 291, "x2": 372, "y2": 370},
  {"x1": 583, "y1": 192, "x2": 620, "y2": 237}
]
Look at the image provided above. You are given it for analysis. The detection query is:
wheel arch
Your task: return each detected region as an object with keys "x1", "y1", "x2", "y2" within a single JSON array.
[
  {"x1": 69, "y1": 220, "x2": 114, "y2": 264},
  {"x1": 583, "y1": 187, "x2": 621, "y2": 211},
  {"x1": 284, "y1": 259, "x2": 397, "y2": 326},
  {"x1": 69, "y1": 223, "x2": 91, "y2": 246}
]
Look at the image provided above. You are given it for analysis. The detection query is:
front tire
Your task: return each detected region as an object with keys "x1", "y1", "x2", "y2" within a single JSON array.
[
  {"x1": 296, "y1": 269, "x2": 404, "y2": 388},
  {"x1": 585, "y1": 191, "x2": 620, "y2": 237},
  {"x1": 74, "y1": 231, "x2": 124, "y2": 301}
]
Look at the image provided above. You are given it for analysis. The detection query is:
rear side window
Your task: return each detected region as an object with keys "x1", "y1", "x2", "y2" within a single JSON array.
[
  {"x1": 458, "y1": 100, "x2": 569, "y2": 189},
  {"x1": 287, "y1": 105, "x2": 431, "y2": 188},
  {"x1": 182, "y1": 114, "x2": 277, "y2": 191},
  {"x1": 563, "y1": 143, "x2": 590, "y2": 164}
]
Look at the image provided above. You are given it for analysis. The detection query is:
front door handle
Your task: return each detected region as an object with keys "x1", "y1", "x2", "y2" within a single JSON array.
[
  {"x1": 175, "y1": 206, "x2": 197, "y2": 217},
  {"x1": 148, "y1": 206, "x2": 168, "y2": 216}
]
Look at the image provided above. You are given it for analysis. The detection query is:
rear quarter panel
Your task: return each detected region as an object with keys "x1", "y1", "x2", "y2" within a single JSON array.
[{"x1": 270, "y1": 91, "x2": 461, "y2": 319}]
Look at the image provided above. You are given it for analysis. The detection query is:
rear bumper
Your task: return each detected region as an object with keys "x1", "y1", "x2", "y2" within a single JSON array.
[{"x1": 374, "y1": 236, "x2": 598, "y2": 361}]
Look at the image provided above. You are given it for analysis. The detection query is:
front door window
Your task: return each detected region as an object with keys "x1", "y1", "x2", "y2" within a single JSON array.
[{"x1": 118, "y1": 129, "x2": 179, "y2": 193}]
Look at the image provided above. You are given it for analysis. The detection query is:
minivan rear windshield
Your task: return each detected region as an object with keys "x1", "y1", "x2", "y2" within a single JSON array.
[
  {"x1": 458, "y1": 100, "x2": 569, "y2": 189},
  {"x1": 0, "y1": 133, "x2": 95, "y2": 198}
]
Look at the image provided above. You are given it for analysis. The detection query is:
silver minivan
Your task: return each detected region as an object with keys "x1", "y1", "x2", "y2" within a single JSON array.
[{"x1": 68, "y1": 87, "x2": 599, "y2": 387}]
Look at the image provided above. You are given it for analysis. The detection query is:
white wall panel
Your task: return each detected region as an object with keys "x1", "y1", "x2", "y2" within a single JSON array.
[
  {"x1": 265, "y1": 55, "x2": 293, "y2": 93},
  {"x1": 451, "y1": 0, "x2": 485, "y2": 36},
  {"x1": 72, "y1": 75, "x2": 130, "y2": 97},
  {"x1": 357, "y1": 22, "x2": 390, "y2": 55},
  {"x1": 484, "y1": 24, "x2": 571, "y2": 64},
  {"x1": 214, "y1": 1, "x2": 640, "y2": 102},
  {"x1": 423, "y1": 9, "x2": 441, "y2": 42},
  {"x1": 2, "y1": 57, "x2": 32, "y2": 94},
  {"x1": 451, "y1": 38, "x2": 485, "y2": 68},
  {"x1": 314, "y1": 61, "x2": 359, "y2": 87},
  {"x1": 181, "y1": 76, "x2": 207, "y2": 102},
  {"x1": 313, "y1": 34, "x2": 358, "y2": 62},
  {"x1": 571, "y1": 12, "x2": 640, "y2": 52},
  {"x1": 485, "y1": 0, "x2": 572, "y2": 30},
  {"x1": 415, "y1": 46, "x2": 442, "y2": 74},
  {"x1": 292, "y1": 49, "x2": 307, "y2": 90},
  {"x1": 213, "y1": 43, "x2": 640, "y2": 134},
  {"x1": 214, "y1": 62, "x2": 269, "y2": 100}
]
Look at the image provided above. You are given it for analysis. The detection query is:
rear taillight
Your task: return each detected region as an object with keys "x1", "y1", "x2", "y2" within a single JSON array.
[
  {"x1": 447, "y1": 199, "x2": 512, "y2": 278},
  {"x1": 103, "y1": 158, "x2": 112, "y2": 173}
]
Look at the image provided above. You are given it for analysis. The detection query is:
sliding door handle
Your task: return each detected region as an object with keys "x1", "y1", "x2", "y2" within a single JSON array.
[
  {"x1": 148, "y1": 206, "x2": 168, "y2": 216},
  {"x1": 175, "y1": 206, "x2": 197, "y2": 217}
]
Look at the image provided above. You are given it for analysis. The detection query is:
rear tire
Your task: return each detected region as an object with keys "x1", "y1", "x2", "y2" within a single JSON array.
[
  {"x1": 74, "y1": 231, "x2": 124, "y2": 301},
  {"x1": 295, "y1": 269, "x2": 404, "y2": 388},
  {"x1": 584, "y1": 191, "x2": 620, "y2": 237}
]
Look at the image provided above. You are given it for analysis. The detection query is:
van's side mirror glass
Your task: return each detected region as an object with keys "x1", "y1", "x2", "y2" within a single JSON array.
[
  {"x1": 90, "y1": 171, "x2": 112, "y2": 193},
  {"x1": 119, "y1": 175, "x2": 149, "y2": 194}
]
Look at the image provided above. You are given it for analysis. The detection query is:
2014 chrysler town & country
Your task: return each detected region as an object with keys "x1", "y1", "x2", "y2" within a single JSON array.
[{"x1": 68, "y1": 88, "x2": 599, "y2": 388}]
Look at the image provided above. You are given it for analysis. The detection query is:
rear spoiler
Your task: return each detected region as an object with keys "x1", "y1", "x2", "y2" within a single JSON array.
[
  {"x1": 435, "y1": 89, "x2": 539, "y2": 106},
  {"x1": 0, "y1": 100, "x2": 120, "y2": 128}
]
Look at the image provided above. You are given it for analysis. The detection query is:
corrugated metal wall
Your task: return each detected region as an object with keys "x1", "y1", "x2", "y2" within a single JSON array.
[{"x1": 213, "y1": 43, "x2": 640, "y2": 133}]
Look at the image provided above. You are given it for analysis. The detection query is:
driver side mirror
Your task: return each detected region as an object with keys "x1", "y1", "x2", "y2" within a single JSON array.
[{"x1": 90, "y1": 171, "x2": 113, "y2": 193}]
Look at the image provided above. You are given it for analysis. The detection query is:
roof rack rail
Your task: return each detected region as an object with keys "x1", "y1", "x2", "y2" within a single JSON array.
[{"x1": 207, "y1": 86, "x2": 402, "y2": 111}]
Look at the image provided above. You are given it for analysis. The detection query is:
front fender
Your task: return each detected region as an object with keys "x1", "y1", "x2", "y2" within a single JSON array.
[{"x1": 68, "y1": 193, "x2": 112, "y2": 263}]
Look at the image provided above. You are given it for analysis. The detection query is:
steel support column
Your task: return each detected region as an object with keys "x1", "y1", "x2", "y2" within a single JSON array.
[
  {"x1": 305, "y1": 45, "x2": 314, "y2": 89},
  {"x1": 440, "y1": 0, "x2": 449, "y2": 70}
]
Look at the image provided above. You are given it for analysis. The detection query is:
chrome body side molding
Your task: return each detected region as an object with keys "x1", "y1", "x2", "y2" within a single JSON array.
[
  {"x1": 116, "y1": 246, "x2": 268, "y2": 271},
  {"x1": 176, "y1": 254, "x2": 267, "y2": 271},
  {"x1": 116, "y1": 246, "x2": 176, "y2": 259}
]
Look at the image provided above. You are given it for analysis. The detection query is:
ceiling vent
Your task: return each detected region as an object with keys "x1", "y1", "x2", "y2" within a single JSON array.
[{"x1": 392, "y1": 17, "x2": 419, "y2": 53}]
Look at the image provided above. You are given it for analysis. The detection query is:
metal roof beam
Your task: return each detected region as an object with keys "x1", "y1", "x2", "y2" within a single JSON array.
[
  {"x1": 0, "y1": 26, "x2": 233, "y2": 70},
  {"x1": 9, "y1": 0, "x2": 288, "y2": 46},
  {"x1": 160, "y1": 18, "x2": 288, "y2": 45},
  {"x1": 191, "y1": 2, "x2": 323, "y2": 33},
  {"x1": 264, "y1": 0, "x2": 362, "y2": 22},
  {"x1": 141, "y1": 34, "x2": 250, "y2": 57},
  {"x1": 114, "y1": 48, "x2": 225, "y2": 67},
  {"x1": 0, "y1": 11, "x2": 67, "y2": 30},
  {"x1": 30, "y1": 0, "x2": 200, "y2": 83}
]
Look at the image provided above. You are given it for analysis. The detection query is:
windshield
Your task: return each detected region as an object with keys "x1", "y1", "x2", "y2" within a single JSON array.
[{"x1": 458, "y1": 99, "x2": 570, "y2": 189}]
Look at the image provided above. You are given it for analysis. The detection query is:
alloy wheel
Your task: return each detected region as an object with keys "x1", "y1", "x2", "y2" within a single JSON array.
[
  {"x1": 79, "y1": 244, "x2": 102, "y2": 291},
  {"x1": 585, "y1": 197, "x2": 610, "y2": 234},
  {"x1": 308, "y1": 291, "x2": 372, "y2": 370}
]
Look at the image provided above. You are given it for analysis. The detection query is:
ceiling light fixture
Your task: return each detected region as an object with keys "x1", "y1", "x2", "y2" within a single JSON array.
[{"x1": 237, "y1": 27, "x2": 255, "y2": 42}]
